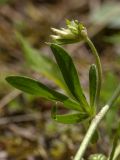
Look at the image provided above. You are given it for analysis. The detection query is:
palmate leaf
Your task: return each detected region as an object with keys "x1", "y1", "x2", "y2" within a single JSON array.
[
  {"x1": 89, "y1": 64, "x2": 97, "y2": 108},
  {"x1": 6, "y1": 76, "x2": 83, "y2": 111},
  {"x1": 16, "y1": 32, "x2": 68, "y2": 92},
  {"x1": 51, "y1": 44, "x2": 90, "y2": 112},
  {"x1": 51, "y1": 105, "x2": 89, "y2": 124}
]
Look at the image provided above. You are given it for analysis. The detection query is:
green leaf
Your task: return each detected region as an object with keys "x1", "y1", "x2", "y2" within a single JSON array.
[
  {"x1": 109, "y1": 123, "x2": 120, "y2": 160},
  {"x1": 109, "y1": 136, "x2": 119, "y2": 160},
  {"x1": 89, "y1": 64, "x2": 98, "y2": 108},
  {"x1": 91, "y1": 130, "x2": 99, "y2": 144},
  {"x1": 6, "y1": 76, "x2": 83, "y2": 111},
  {"x1": 51, "y1": 105, "x2": 88, "y2": 124},
  {"x1": 15, "y1": 32, "x2": 68, "y2": 92},
  {"x1": 51, "y1": 44, "x2": 89, "y2": 112}
]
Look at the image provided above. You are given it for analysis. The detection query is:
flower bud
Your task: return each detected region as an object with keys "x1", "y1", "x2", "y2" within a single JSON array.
[{"x1": 51, "y1": 20, "x2": 88, "y2": 45}]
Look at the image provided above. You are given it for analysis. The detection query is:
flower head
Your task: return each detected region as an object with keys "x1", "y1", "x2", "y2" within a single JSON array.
[{"x1": 51, "y1": 20, "x2": 87, "y2": 45}]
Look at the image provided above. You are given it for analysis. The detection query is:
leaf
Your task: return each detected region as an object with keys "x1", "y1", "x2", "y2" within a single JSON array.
[
  {"x1": 109, "y1": 123, "x2": 120, "y2": 160},
  {"x1": 15, "y1": 32, "x2": 68, "y2": 92},
  {"x1": 6, "y1": 76, "x2": 83, "y2": 111},
  {"x1": 89, "y1": 64, "x2": 97, "y2": 108},
  {"x1": 91, "y1": 130, "x2": 99, "y2": 144},
  {"x1": 51, "y1": 105, "x2": 88, "y2": 124},
  {"x1": 51, "y1": 44, "x2": 89, "y2": 112},
  {"x1": 109, "y1": 136, "x2": 119, "y2": 160}
]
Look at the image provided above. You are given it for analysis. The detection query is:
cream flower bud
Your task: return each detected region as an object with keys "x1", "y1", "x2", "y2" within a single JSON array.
[{"x1": 51, "y1": 20, "x2": 88, "y2": 45}]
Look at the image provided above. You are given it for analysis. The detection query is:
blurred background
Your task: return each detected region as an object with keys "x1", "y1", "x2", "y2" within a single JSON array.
[{"x1": 0, "y1": 0, "x2": 120, "y2": 159}]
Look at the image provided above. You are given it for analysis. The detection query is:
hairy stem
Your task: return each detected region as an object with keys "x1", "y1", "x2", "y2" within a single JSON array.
[
  {"x1": 85, "y1": 37, "x2": 102, "y2": 105},
  {"x1": 74, "y1": 84, "x2": 120, "y2": 160}
]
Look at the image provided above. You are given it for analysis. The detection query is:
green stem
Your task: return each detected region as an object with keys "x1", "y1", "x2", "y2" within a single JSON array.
[
  {"x1": 74, "y1": 84, "x2": 120, "y2": 160},
  {"x1": 85, "y1": 37, "x2": 102, "y2": 105}
]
